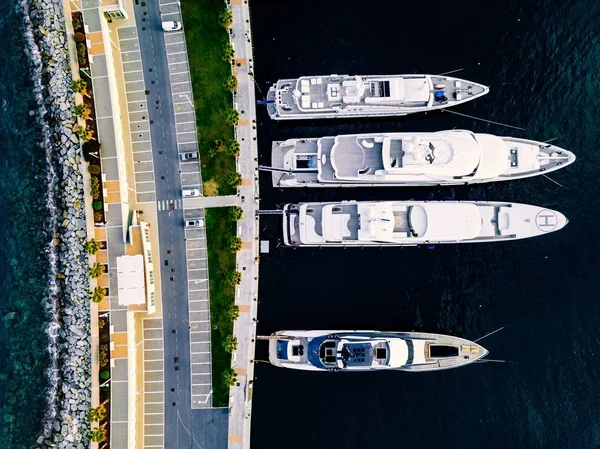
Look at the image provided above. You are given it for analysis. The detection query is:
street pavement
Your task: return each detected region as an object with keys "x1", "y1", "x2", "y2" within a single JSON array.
[{"x1": 132, "y1": 0, "x2": 228, "y2": 448}]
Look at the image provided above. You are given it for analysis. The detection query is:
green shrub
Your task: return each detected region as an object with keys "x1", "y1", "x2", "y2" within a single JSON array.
[
  {"x1": 89, "y1": 164, "x2": 101, "y2": 175},
  {"x1": 92, "y1": 200, "x2": 103, "y2": 211},
  {"x1": 74, "y1": 32, "x2": 85, "y2": 43},
  {"x1": 90, "y1": 177, "x2": 100, "y2": 199},
  {"x1": 100, "y1": 370, "x2": 110, "y2": 380}
]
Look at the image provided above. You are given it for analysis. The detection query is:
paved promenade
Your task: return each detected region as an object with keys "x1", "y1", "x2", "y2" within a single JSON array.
[{"x1": 226, "y1": 1, "x2": 261, "y2": 448}]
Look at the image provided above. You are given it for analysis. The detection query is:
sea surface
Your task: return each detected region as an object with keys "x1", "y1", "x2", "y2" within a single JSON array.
[
  {"x1": 0, "y1": 1, "x2": 54, "y2": 447},
  {"x1": 251, "y1": 0, "x2": 600, "y2": 448}
]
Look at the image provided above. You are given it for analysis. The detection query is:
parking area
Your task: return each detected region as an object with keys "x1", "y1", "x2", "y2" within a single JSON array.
[
  {"x1": 143, "y1": 318, "x2": 165, "y2": 448},
  {"x1": 117, "y1": 25, "x2": 157, "y2": 203},
  {"x1": 160, "y1": 0, "x2": 213, "y2": 409}
]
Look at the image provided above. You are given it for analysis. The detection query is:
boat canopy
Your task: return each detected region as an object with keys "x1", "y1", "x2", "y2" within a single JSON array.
[
  {"x1": 410, "y1": 203, "x2": 481, "y2": 240},
  {"x1": 387, "y1": 339, "x2": 409, "y2": 367},
  {"x1": 471, "y1": 134, "x2": 509, "y2": 179}
]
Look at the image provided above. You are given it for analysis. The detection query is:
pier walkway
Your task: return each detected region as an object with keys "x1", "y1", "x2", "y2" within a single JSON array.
[{"x1": 226, "y1": 1, "x2": 260, "y2": 448}]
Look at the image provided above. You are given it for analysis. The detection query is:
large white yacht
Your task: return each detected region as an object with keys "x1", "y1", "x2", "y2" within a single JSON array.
[
  {"x1": 267, "y1": 330, "x2": 488, "y2": 372},
  {"x1": 269, "y1": 130, "x2": 576, "y2": 187},
  {"x1": 282, "y1": 200, "x2": 568, "y2": 247},
  {"x1": 266, "y1": 74, "x2": 489, "y2": 120}
]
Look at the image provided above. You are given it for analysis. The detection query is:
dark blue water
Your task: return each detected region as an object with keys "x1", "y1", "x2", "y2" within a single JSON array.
[
  {"x1": 251, "y1": 0, "x2": 600, "y2": 448},
  {"x1": 0, "y1": 1, "x2": 53, "y2": 447}
]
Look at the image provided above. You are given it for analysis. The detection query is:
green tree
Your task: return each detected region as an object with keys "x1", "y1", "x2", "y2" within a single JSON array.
[
  {"x1": 218, "y1": 8, "x2": 233, "y2": 28},
  {"x1": 225, "y1": 108, "x2": 239, "y2": 125},
  {"x1": 90, "y1": 287, "x2": 106, "y2": 303},
  {"x1": 227, "y1": 171, "x2": 242, "y2": 187},
  {"x1": 226, "y1": 140, "x2": 240, "y2": 157},
  {"x1": 89, "y1": 263, "x2": 105, "y2": 279},
  {"x1": 84, "y1": 238, "x2": 101, "y2": 255},
  {"x1": 229, "y1": 206, "x2": 243, "y2": 221},
  {"x1": 222, "y1": 368, "x2": 238, "y2": 387},
  {"x1": 222, "y1": 335, "x2": 238, "y2": 353},
  {"x1": 226, "y1": 270, "x2": 242, "y2": 286},
  {"x1": 225, "y1": 75, "x2": 238, "y2": 92},
  {"x1": 222, "y1": 43, "x2": 235, "y2": 62},
  {"x1": 228, "y1": 236, "x2": 242, "y2": 251}
]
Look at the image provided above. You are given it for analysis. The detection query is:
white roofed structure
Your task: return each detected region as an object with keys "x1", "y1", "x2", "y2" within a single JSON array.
[{"x1": 116, "y1": 255, "x2": 146, "y2": 306}]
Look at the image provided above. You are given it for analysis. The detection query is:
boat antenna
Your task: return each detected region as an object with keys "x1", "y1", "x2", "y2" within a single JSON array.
[
  {"x1": 441, "y1": 109, "x2": 527, "y2": 131},
  {"x1": 437, "y1": 68, "x2": 464, "y2": 76},
  {"x1": 542, "y1": 174, "x2": 565, "y2": 188},
  {"x1": 474, "y1": 325, "x2": 506, "y2": 343},
  {"x1": 543, "y1": 137, "x2": 558, "y2": 144},
  {"x1": 475, "y1": 359, "x2": 506, "y2": 364}
]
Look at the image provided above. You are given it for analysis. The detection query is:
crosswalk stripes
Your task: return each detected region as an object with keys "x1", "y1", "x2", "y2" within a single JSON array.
[{"x1": 157, "y1": 199, "x2": 183, "y2": 211}]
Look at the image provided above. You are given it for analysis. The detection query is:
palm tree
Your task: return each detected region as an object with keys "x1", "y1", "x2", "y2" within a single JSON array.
[
  {"x1": 222, "y1": 335, "x2": 238, "y2": 353},
  {"x1": 222, "y1": 43, "x2": 235, "y2": 62},
  {"x1": 73, "y1": 103, "x2": 93, "y2": 120},
  {"x1": 229, "y1": 206, "x2": 243, "y2": 221},
  {"x1": 226, "y1": 304, "x2": 240, "y2": 321},
  {"x1": 71, "y1": 79, "x2": 90, "y2": 97},
  {"x1": 226, "y1": 270, "x2": 242, "y2": 286},
  {"x1": 222, "y1": 368, "x2": 238, "y2": 387},
  {"x1": 89, "y1": 263, "x2": 105, "y2": 279},
  {"x1": 225, "y1": 108, "x2": 239, "y2": 125},
  {"x1": 218, "y1": 8, "x2": 233, "y2": 28},
  {"x1": 225, "y1": 75, "x2": 238, "y2": 92},
  {"x1": 73, "y1": 124, "x2": 95, "y2": 142},
  {"x1": 84, "y1": 238, "x2": 101, "y2": 255},
  {"x1": 90, "y1": 287, "x2": 106, "y2": 303},
  {"x1": 226, "y1": 140, "x2": 240, "y2": 157},
  {"x1": 87, "y1": 401, "x2": 108, "y2": 422},
  {"x1": 227, "y1": 171, "x2": 242, "y2": 187},
  {"x1": 89, "y1": 425, "x2": 107, "y2": 442},
  {"x1": 228, "y1": 236, "x2": 242, "y2": 251}
]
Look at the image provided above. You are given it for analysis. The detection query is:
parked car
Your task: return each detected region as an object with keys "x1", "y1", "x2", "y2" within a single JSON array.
[
  {"x1": 182, "y1": 188, "x2": 201, "y2": 198},
  {"x1": 162, "y1": 21, "x2": 182, "y2": 32},
  {"x1": 180, "y1": 151, "x2": 199, "y2": 162},
  {"x1": 185, "y1": 219, "x2": 204, "y2": 228}
]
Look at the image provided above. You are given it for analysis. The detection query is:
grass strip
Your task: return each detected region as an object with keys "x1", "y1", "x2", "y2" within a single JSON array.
[{"x1": 181, "y1": 0, "x2": 238, "y2": 407}]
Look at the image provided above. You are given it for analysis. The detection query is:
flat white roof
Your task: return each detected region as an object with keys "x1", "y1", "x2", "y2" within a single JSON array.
[{"x1": 116, "y1": 255, "x2": 146, "y2": 306}]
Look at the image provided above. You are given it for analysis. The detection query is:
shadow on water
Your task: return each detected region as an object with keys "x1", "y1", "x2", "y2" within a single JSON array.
[{"x1": 250, "y1": 0, "x2": 600, "y2": 448}]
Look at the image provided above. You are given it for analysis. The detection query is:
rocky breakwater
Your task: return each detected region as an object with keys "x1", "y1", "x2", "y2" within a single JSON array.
[{"x1": 21, "y1": 0, "x2": 93, "y2": 447}]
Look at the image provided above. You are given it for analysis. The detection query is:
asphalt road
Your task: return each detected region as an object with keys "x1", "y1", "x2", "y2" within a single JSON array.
[{"x1": 132, "y1": 1, "x2": 228, "y2": 447}]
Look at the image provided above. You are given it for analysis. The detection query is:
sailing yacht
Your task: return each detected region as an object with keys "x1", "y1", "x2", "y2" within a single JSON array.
[
  {"x1": 269, "y1": 130, "x2": 576, "y2": 187},
  {"x1": 267, "y1": 330, "x2": 488, "y2": 372},
  {"x1": 282, "y1": 200, "x2": 568, "y2": 247},
  {"x1": 266, "y1": 74, "x2": 489, "y2": 119}
]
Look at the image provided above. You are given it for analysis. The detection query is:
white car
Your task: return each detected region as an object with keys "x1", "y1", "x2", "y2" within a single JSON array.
[
  {"x1": 185, "y1": 219, "x2": 204, "y2": 228},
  {"x1": 162, "y1": 21, "x2": 182, "y2": 32},
  {"x1": 179, "y1": 151, "x2": 198, "y2": 162},
  {"x1": 182, "y1": 188, "x2": 201, "y2": 198}
]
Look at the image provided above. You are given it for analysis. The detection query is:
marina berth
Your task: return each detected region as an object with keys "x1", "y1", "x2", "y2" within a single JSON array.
[
  {"x1": 266, "y1": 330, "x2": 488, "y2": 372},
  {"x1": 265, "y1": 74, "x2": 489, "y2": 119},
  {"x1": 282, "y1": 200, "x2": 568, "y2": 247},
  {"x1": 269, "y1": 130, "x2": 576, "y2": 187}
]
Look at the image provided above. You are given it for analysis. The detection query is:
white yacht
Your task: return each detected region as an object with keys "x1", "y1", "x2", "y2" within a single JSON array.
[
  {"x1": 266, "y1": 74, "x2": 489, "y2": 120},
  {"x1": 282, "y1": 200, "x2": 568, "y2": 247},
  {"x1": 267, "y1": 330, "x2": 488, "y2": 372},
  {"x1": 269, "y1": 130, "x2": 576, "y2": 187}
]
